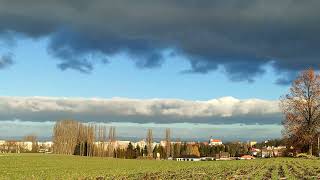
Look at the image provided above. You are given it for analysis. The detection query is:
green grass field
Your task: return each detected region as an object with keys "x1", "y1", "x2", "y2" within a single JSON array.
[{"x1": 0, "y1": 154, "x2": 319, "y2": 179}]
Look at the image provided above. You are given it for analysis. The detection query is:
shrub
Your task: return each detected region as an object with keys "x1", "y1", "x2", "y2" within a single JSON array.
[{"x1": 296, "y1": 153, "x2": 316, "y2": 159}]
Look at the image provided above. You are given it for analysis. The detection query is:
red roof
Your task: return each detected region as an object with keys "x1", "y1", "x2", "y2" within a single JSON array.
[{"x1": 210, "y1": 139, "x2": 222, "y2": 142}]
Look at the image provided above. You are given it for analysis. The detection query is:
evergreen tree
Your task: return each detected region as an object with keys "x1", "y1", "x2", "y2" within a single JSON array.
[
  {"x1": 143, "y1": 145, "x2": 148, "y2": 157},
  {"x1": 135, "y1": 145, "x2": 141, "y2": 158},
  {"x1": 126, "y1": 142, "x2": 135, "y2": 159}
]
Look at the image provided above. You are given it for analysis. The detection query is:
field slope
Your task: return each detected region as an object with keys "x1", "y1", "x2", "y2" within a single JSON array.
[{"x1": 0, "y1": 154, "x2": 319, "y2": 179}]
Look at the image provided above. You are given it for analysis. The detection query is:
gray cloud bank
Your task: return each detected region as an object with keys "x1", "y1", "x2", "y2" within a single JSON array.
[
  {"x1": 0, "y1": 96, "x2": 281, "y2": 124},
  {"x1": 0, "y1": 0, "x2": 319, "y2": 83}
]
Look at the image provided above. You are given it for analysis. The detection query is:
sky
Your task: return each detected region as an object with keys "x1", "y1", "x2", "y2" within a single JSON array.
[{"x1": 0, "y1": 0, "x2": 319, "y2": 141}]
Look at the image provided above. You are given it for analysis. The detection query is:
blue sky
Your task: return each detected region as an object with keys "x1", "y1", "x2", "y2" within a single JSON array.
[{"x1": 0, "y1": 38, "x2": 288, "y2": 100}]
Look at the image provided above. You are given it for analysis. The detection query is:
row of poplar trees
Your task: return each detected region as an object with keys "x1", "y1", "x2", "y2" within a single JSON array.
[
  {"x1": 52, "y1": 120, "x2": 116, "y2": 157},
  {"x1": 52, "y1": 120, "x2": 173, "y2": 158}
]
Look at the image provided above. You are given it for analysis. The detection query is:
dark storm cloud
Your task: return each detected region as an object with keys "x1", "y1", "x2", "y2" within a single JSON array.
[{"x1": 0, "y1": 0, "x2": 319, "y2": 82}]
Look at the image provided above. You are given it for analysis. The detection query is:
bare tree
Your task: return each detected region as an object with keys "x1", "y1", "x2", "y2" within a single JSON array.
[
  {"x1": 76, "y1": 123, "x2": 95, "y2": 156},
  {"x1": 108, "y1": 126, "x2": 116, "y2": 157},
  {"x1": 146, "y1": 129, "x2": 153, "y2": 157},
  {"x1": 165, "y1": 128, "x2": 171, "y2": 158},
  {"x1": 95, "y1": 124, "x2": 106, "y2": 157},
  {"x1": 23, "y1": 134, "x2": 38, "y2": 152},
  {"x1": 53, "y1": 120, "x2": 79, "y2": 155},
  {"x1": 53, "y1": 120, "x2": 96, "y2": 156},
  {"x1": 86, "y1": 123, "x2": 95, "y2": 156},
  {"x1": 53, "y1": 120, "x2": 119, "y2": 157},
  {"x1": 280, "y1": 68, "x2": 320, "y2": 155}
]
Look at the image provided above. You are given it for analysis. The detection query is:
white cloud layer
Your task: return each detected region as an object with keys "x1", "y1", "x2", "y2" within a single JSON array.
[
  {"x1": 0, "y1": 120, "x2": 282, "y2": 141},
  {"x1": 0, "y1": 96, "x2": 281, "y2": 124}
]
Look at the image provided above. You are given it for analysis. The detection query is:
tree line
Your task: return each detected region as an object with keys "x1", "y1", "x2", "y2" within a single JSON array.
[
  {"x1": 113, "y1": 141, "x2": 255, "y2": 159},
  {"x1": 51, "y1": 120, "x2": 260, "y2": 159}
]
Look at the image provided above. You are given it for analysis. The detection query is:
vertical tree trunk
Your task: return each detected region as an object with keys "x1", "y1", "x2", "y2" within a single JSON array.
[{"x1": 309, "y1": 143, "x2": 313, "y2": 156}]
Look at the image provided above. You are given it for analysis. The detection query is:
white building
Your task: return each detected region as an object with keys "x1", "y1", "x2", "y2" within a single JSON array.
[
  {"x1": 209, "y1": 139, "x2": 223, "y2": 146},
  {"x1": 38, "y1": 141, "x2": 53, "y2": 148},
  {"x1": 132, "y1": 140, "x2": 146, "y2": 148},
  {"x1": 115, "y1": 140, "x2": 131, "y2": 149},
  {"x1": 17, "y1": 141, "x2": 33, "y2": 151},
  {"x1": 250, "y1": 148, "x2": 261, "y2": 156},
  {"x1": 176, "y1": 158, "x2": 201, "y2": 161},
  {"x1": 0, "y1": 140, "x2": 5, "y2": 146}
]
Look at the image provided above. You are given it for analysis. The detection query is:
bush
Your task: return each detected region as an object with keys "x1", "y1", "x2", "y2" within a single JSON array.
[{"x1": 296, "y1": 153, "x2": 316, "y2": 159}]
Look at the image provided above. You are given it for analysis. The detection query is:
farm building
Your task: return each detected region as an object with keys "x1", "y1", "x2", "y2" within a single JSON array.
[{"x1": 209, "y1": 139, "x2": 223, "y2": 146}]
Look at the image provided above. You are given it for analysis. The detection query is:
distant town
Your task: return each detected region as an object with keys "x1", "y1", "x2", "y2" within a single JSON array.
[{"x1": 0, "y1": 120, "x2": 290, "y2": 162}]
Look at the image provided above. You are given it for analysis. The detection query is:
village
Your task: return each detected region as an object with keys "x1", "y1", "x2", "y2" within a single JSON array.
[{"x1": 0, "y1": 137, "x2": 288, "y2": 161}]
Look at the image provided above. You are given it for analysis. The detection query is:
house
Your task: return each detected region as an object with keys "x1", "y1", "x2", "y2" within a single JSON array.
[
  {"x1": 176, "y1": 157, "x2": 201, "y2": 161},
  {"x1": 210, "y1": 139, "x2": 222, "y2": 146},
  {"x1": 272, "y1": 146, "x2": 287, "y2": 157},
  {"x1": 261, "y1": 148, "x2": 273, "y2": 158},
  {"x1": 250, "y1": 148, "x2": 261, "y2": 156},
  {"x1": 258, "y1": 146, "x2": 287, "y2": 158}
]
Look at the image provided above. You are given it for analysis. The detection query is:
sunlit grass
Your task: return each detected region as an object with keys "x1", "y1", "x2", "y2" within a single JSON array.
[{"x1": 0, "y1": 154, "x2": 319, "y2": 179}]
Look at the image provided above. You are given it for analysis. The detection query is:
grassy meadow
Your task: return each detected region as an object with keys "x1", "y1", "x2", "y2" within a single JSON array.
[{"x1": 0, "y1": 154, "x2": 320, "y2": 179}]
